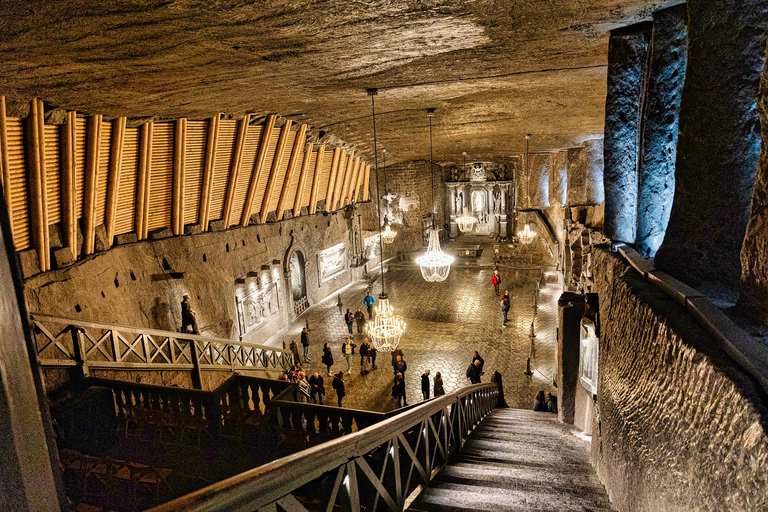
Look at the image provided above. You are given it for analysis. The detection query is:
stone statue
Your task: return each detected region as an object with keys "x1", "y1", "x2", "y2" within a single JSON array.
[
  {"x1": 493, "y1": 190, "x2": 502, "y2": 213},
  {"x1": 455, "y1": 192, "x2": 463, "y2": 213},
  {"x1": 180, "y1": 292, "x2": 199, "y2": 334},
  {"x1": 450, "y1": 166, "x2": 460, "y2": 181}
]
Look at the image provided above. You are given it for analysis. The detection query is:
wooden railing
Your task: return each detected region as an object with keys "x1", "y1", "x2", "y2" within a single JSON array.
[
  {"x1": 148, "y1": 382, "x2": 501, "y2": 512},
  {"x1": 31, "y1": 314, "x2": 293, "y2": 387}
]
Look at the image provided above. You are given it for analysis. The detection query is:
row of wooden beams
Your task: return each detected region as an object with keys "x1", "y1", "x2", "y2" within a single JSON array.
[
  {"x1": 62, "y1": 112, "x2": 76, "y2": 257},
  {"x1": 135, "y1": 121, "x2": 153, "y2": 240},
  {"x1": 223, "y1": 115, "x2": 250, "y2": 228},
  {"x1": 308, "y1": 145, "x2": 325, "y2": 215},
  {"x1": 0, "y1": 97, "x2": 10, "y2": 236},
  {"x1": 277, "y1": 123, "x2": 307, "y2": 221},
  {"x1": 26, "y1": 99, "x2": 49, "y2": 270},
  {"x1": 242, "y1": 114, "x2": 276, "y2": 226},
  {"x1": 292, "y1": 142, "x2": 314, "y2": 218},
  {"x1": 199, "y1": 114, "x2": 220, "y2": 231},
  {"x1": 260, "y1": 120, "x2": 293, "y2": 222},
  {"x1": 105, "y1": 117, "x2": 127, "y2": 244},
  {"x1": 172, "y1": 118, "x2": 187, "y2": 235}
]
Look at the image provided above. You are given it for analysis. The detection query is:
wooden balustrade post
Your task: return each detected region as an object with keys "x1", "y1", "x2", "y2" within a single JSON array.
[
  {"x1": 70, "y1": 326, "x2": 89, "y2": 380},
  {"x1": 189, "y1": 339, "x2": 203, "y2": 390}
]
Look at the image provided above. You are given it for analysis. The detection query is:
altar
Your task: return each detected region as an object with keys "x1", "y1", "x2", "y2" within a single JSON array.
[{"x1": 446, "y1": 162, "x2": 512, "y2": 240}]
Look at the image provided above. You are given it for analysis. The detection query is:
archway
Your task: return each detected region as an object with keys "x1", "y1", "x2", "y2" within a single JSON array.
[{"x1": 289, "y1": 250, "x2": 308, "y2": 315}]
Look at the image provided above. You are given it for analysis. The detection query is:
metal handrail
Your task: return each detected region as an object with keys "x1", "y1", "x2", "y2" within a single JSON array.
[{"x1": 149, "y1": 382, "x2": 501, "y2": 512}]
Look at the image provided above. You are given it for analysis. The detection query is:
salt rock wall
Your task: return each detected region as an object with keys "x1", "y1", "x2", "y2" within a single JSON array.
[
  {"x1": 526, "y1": 153, "x2": 551, "y2": 208},
  {"x1": 550, "y1": 151, "x2": 568, "y2": 206},
  {"x1": 567, "y1": 138, "x2": 604, "y2": 206},
  {"x1": 591, "y1": 248, "x2": 768, "y2": 511}
]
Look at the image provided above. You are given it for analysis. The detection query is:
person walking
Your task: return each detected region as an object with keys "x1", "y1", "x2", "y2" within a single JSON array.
[
  {"x1": 421, "y1": 369, "x2": 431, "y2": 400},
  {"x1": 393, "y1": 354, "x2": 407, "y2": 377},
  {"x1": 332, "y1": 372, "x2": 346, "y2": 407},
  {"x1": 290, "y1": 339, "x2": 301, "y2": 366},
  {"x1": 321, "y1": 343, "x2": 334, "y2": 376},
  {"x1": 301, "y1": 327, "x2": 311, "y2": 362},
  {"x1": 392, "y1": 372, "x2": 407, "y2": 407},
  {"x1": 342, "y1": 337, "x2": 355, "y2": 374},
  {"x1": 354, "y1": 307, "x2": 366, "y2": 334},
  {"x1": 501, "y1": 290, "x2": 510, "y2": 328},
  {"x1": 434, "y1": 372, "x2": 445, "y2": 396},
  {"x1": 466, "y1": 359, "x2": 482, "y2": 384},
  {"x1": 491, "y1": 269, "x2": 501, "y2": 296},
  {"x1": 369, "y1": 342, "x2": 378, "y2": 371},
  {"x1": 364, "y1": 292, "x2": 376, "y2": 320},
  {"x1": 309, "y1": 372, "x2": 325, "y2": 405},
  {"x1": 472, "y1": 351, "x2": 485, "y2": 373},
  {"x1": 344, "y1": 308, "x2": 354, "y2": 335},
  {"x1": 360, "y1": 338, "x2": 371, "y2": 375}
]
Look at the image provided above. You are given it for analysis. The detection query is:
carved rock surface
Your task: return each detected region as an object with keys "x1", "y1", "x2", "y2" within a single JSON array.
[
  {"x1": 526, "y1": 153, "x2": 551, "y2": 208},
  {"x1": 550, "y1": 151, "x2": 568, "y2": 206},
  {"x1": 567, "y1": 138, "x2": 604, "y2": 207}
]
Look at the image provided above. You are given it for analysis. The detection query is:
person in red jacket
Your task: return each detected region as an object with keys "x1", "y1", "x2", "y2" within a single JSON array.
[{"x1": 491, "y1": 269, "x2": 501, "y2": 296}]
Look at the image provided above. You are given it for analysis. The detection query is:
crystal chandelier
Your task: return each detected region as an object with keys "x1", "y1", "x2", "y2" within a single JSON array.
[
  {"x1": 381, "y1": 223, "x2": 397, "y2": 244},
  {"x1": 518, "y1": 223, "x2": 536, "y2": 244},
  {"x1": 417, "y1": 228, "x2": 454, "y2": 282},
  {"x1": 365, "y1": 294, "x2": 405, "y2": 352},
  {"x1": 417, "y1": 108, "x2": 453, "y2": 282},
  {"x1": 456, "y1": 206, "x2": 477, "y2": 233}
]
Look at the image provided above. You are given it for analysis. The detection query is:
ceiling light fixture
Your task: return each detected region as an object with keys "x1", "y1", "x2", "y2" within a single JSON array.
[{"x1": 380, "y1": 148, "x2": 397, "y2": 244}]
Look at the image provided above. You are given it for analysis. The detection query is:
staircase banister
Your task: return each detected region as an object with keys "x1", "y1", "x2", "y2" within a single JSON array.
[
  {"x1": 29, "y1": 313, "x2": 292, "y2": 353},
  {"x1": 147, "y1": 382, "x2": 500, "y2": 512}
]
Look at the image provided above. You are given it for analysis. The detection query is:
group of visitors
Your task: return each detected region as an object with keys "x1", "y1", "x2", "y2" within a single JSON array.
[
  {"x1": 345, "y1": 292, "x2": 377, "y2": 334},
  {"x1": 466, "y1": 351, "x2": 485, "y2": 384},
  {"x1": 492, "y1": 269, "x2": 511, "y2": 328},
  {"x1": 533, "y1": 390, "x2": 558, "y2": 413}
]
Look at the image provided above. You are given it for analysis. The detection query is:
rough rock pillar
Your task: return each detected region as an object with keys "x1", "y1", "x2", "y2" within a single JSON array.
[
  {"x1": 550, "y1": 151, "x2": 568, "y2": 205},
  {"x1": 655, "y1": 1, "x2": 768, "y2": 293},
  {"x1": 557, "y1": 292, "x2": 585, "y2": 425},
  {"x1": 527, "y1": 153, "x2": 551, "y2": 208},
  {"x1": 567, "y1": 138, "x2": 604, "y2": 206},
  {"x1": 636, "y1": 5, "x2": 688, "y2": 257},
  {"x1": 603, "y1": 23, "x2": 651, "y2": 244}
]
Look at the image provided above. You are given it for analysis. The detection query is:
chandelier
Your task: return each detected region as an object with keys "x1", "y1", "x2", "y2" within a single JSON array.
[
  {"x1": 365, "y1": 294, "x2": 405, "y2": 352},
  {"x1": 381, "y1": 223, "x2": 397, "y2": 244},
  {"x1": 417, "y1": 228, "x2": 454, "y2": 282},
  {"x1": 456, "y1": 206, "x2": 477, "y2": 233},
  {"x1": 518, "y1": 223, "x2": 536, "y2": 244}
]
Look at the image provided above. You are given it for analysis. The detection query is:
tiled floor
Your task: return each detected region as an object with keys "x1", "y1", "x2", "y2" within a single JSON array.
[{"x1": 271, "y1": 242, "x2": 561, "y2": 412}]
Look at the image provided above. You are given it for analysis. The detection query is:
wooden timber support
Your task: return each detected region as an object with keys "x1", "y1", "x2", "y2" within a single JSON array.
[
  {"x1": 276, "y1": 123, "x2": 307, "y2": 220},
  {"x1": 199, "y1": 114, "x2": 220, "y2": 232},
  {"x1": 135, "y1": 121, "x2": 153, "y2": 240},
  {"x1": 241, "y1": 114, "x2": 276, "y2": 226},
  {"x1": 105, "y1": 117, "x2": 127, "y2": 245},
  {"x1": 172, "y1": 118, "x2": 187, "y2": 235},
  {"x1": 324, "y1": 147, "x2": 342, "y2": 211},
  {"x1": 26, "y1": 98, "x2": 50, "y2": 270},
  {"x1": 223, "y1": 114, "x2": 250, "y2": 228},
  {"x1": 308, "y1": 144, "x2": 325, "y2": 215},
  {"x1": 260, "y1": 119, "x2": 293, "y2": 222}
]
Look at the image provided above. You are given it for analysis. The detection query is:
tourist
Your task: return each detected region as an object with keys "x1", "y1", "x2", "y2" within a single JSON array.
[
  {"x1": 501, "y1": 289, "x2": 510, "y2": 328},
  {"x1": 297, "y1": 372, "x2": 311, "y2": 403},
  {"x1": 301, "y1": 326, "x2": 311, "y2": 362},
  {"x1": 369, "y1": 341, "x2": 378, "y2": 370},
  {"x1": 344, "y1": 308, "x2": 354, "y2": 334},
  {"x1": 342, "y1": 337, "x2": 355, "y2": 374},
  {"x1": 391, "y1": 347, "x2": 404, "y2": 373},
  {"x1": 491, "y1": 269, "x2": 500, "y2": 296},
  {"x1": 354, "y1": 307, "x2": 366, "y2": 334},
  {"x1": 321, "y1": 343, "x2": 334, "y2": 376},
  {"x1": 309, "y1": 372, "x2": 325, "y2": 405},
  {"x1": 434, "y1": 372, "x2": 445, "y2": 396},
  {"x1": 392, "y1": 372, "x2": 407, "y2": 407},
  {"x1": 290, "y1": 339, "x2": 301, "y2": 366},
  {"x1": 332, "y1": 371, "x2": 346, "y2": 407},
  {"x1": 533, "y1": 390, "x2": 548, "y2": 411},
  {"x1": 472, "y1": 351, "x2": 485, "y2": 374},
  {"x1": 546, "y1": 392, "x2": 558, "y2": 413},
  {"x1": 421, "y1": 369, "x2": 431, "y2": 400},
  {"x1": 180, "y1": 292, "x2": 199, "y2": 334},
  {"x1": 466, "y1": 360, "x2": 482, "y2": 384},
  {"x1": 491, "y1": 370, "x2": 507, "y2": 407},
  {"x1": 360, "y1": 338, "x2": 371, "y2": 374},
  {"x1": 364, "y1": 292, "x2": 376, "y2": 320},
  {"x1": 393, "y1": 354, "x2": 407, "y2": 377}
]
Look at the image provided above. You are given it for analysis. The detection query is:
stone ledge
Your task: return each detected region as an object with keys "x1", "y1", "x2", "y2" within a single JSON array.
[
  {"x1": 647, "y1": 269, "x2": 705, "y2": 307},
  {"x1": 615, "y1": 243, "x2": 654, "y2": 277}
]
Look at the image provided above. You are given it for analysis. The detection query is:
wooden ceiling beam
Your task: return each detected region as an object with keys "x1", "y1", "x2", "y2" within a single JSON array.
[
  {"x1": 346, "y1": 157, "x2": 362, "y2": 205},
  {"x1": 293, "y1": 142, "x2": 313, "y2": 218},
  {"x1": 82, "y1": 113, "x2": 102, "y2": 256},
  {"x1": 333, "y1": 150, "x2": 354, "y2": 211},
  {"x1": 135, "y1": 121, "x2": 153, "y2": 240},
  {"x1": 199, "y1": 114, "x2": 220, "y2": 231},
  {"x1": 223, "y1": 114, "x2": 250, "y2": 228},
  {"x1": 172, "y1": 118, "x2": 187, "y2": 235},
  {"x1": 276, "y1": 123, "x2": 307, "y2": 220},
  {"x1": 105, "y1": 117, "x2": 126, "y2": 245},
  {"x1": 308, "y1": 145, "x2": 325, "y2": 215},
  {"x1": 351, "y1": 159, "x2": 366, "y2": 204},
  {"x1": 61, "y1": 111, "x2": 76, "y2": 257},
  {"x1": 260, "y1": 119, "x2": 293, "y2": 222},
  {"x1": 241, "y1": 114, "x2": 276, "y2": 226},
  {"x1": 25, "y1": 98, "x2": 49, "y2": 270},
  {"x1": 324, "y1": 147, "x2": 342, "y2": 211},
  {"x1": 362, "y1": 164, "x2": 371, "y2": 201}
]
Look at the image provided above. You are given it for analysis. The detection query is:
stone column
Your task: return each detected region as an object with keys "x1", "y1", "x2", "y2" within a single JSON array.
[
  {"x1": 499, "y1": 183, "x2": 509, "y2": 239},
  {"x1": 557, "y1": 292, "x2": 585, "y2": 425},
  {"x1": 603, "y1": 23, "x2": 652, "y2": 244},
  {"x1": 448, "y1": 184, "x2": 459, "y2": 238},
  {"x1": 567, "y1": 138, "x2": 604, "y2": 206},
  {"x1": 655, "y1": 1, "x2": 768, "y2": 292},
  {"x1": 636, "y1": 5, "x2": 688, "y2": 258},
  {"x1": 527, "y1": 153, "x2": 551, "y2": 208},
  {"x1": 550, "y1": 150, "x2": 568, "y2": 206}
]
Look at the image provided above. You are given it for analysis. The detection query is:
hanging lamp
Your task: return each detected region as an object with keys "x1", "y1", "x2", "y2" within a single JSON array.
[
  {"x1": 380, "y1": 148, "x2": 397, "y2": 244},
  {"x1": 416, "y1": 108, "x2": 454, "y2": 282},
  {"x1": 365, "y1": 88, "x2": 405, "y2": 352},
  {"x1": 518, "y1": 134, "x2": 537, "y2": 245}
]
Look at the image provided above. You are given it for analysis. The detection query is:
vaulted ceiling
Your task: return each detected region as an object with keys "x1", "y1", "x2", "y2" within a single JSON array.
[{"x1": 0, "y1": 0, "x2": 680, "y2": 165}]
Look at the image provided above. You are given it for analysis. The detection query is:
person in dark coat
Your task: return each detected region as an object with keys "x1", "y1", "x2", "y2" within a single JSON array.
[
  {"x1": 433, "y1": 372, "x2": 445, "y2": 396},
  {"x1": 421, "y1": 369, "x2": 431, "y2": 400},
  {"x1": 393, "y1": 355, "x2": 407, "y2": 377},
  {"x1": 180, "y1": 293, "x2": 199, "y2": 334},
  {"x1": 466, "y1": 360, "x2": 482, "y2": 384},
  {"x1": 368, "y1": 340, "x2": 378, "y2": 370},
  {"x1": 472, "y1": 351, "x2": 485, "y2": 373},
  {"x1": 301, "y1": 327, "x2": 311, "y2": 362},
  {"x1": 332, "y1": 372, "x2": 346, "y2": 407},
  {"x1": 354, "y1": 307, "x2": 366, "y2": 334},
  {"x1": 392, "y1": 372, "x2": 407, "y2": 407},
  {"x1": 533, "y1": 390, "x2": 547, "y2": 412},
  {"x1": 344, "y1": 309, "x2": 354, "y2": 334},
  {"x1": 501, "y1": 290, "x2": 510, "y2": 328},
  {"x1": 391, "y1": 347, "x2": 404, "y2": 371},
  {"x1": 546, "y1": 392, "x2": 558, "y2": 413},
  {"x1": 360, "y1": 338, "x2": 371, "y2": 374},
  {"x1": 321, "y1": 343, "x2": 334, "y2": 376},
  {"x1": 309, "y1": 372, "x2": 325, "y2": 405},
  {"x1": 290, "y1": 340, "x2": 301, "y2": 366}
]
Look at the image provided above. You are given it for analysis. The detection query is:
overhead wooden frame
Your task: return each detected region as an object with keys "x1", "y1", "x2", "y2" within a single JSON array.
[
  {"x1": 346, "y1": 156, "x2": 362, "y2": 205},
  {"x1": 362, "y1": 164, "x2": 371, "y2": 201},
  {"x1": 276, "y1": 123, "x2": 307, "y2": 220},
  {"x1": 351, "y1": 160, "x2": 366, "y2": 204},
  {"x1": 172, "y1": 118, "x2": 187, "y2": 235},
  {"x1": 331, "y1": 150, "x2": 351, "y2": 211},
  {"x1": 105, "y1": 117, "x2": 127, "y2": 245},
  {"x1": 135, "y1": 121, "x2": 153, "y2": 240},
  {"x1": 62, "y1": 111, "x2": 77, "y2": 256},
  {"x1": 340, "y1": 154, "x2": 358, "y2": 207},
  {"x1": 199, "y1": 114, "x2": 220, "y2": 231},
  {"x1": 25, "y1": 98, "x2": 50, "y2": 270},
  {"x1": 292, "y1": 142, "x2": 314, "y2": 218},
  {"x1": 223, "y1": 114, "x2": 250, "y2": 228},
  {"x1": 241, "y1": 114, "x2": 276, "y2": 226},
  {"x1": 308, "y1": 145, "x2": 325, "y2": 215},
  {"x1": 82, "y1": 114, "x2": 103, "y2": 255},
  {"x1": 260, "y1": 119, "x2": 293, "y2": 222},
  {"x1": 324, "y1": 147, "x2": 342, "y2": 211}
]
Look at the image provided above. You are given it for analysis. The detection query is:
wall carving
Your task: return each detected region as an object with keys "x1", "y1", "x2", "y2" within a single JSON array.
[
  {"x1": 317, "y1": 242, "x2": 347, "y2": 284},
  {"x1": 235, "y1": 280, "x2": 280, "y2": 339}
]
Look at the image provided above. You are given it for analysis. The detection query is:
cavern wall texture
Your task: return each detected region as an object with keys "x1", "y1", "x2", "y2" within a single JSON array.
[
  {"x1": 550, "y1": 151, "x2": 568, "y2": 206},
  {"x1": 567, "y1": 138, "x2": 604, "y2": 207},
  {"x1": 636, "y1": 4, "x2": 687, "y2": 258},
  {"x1": 655, "y1": 0, "x2": 768, "y2": 293},
  {"x1": 526, "y1": 153, "x2": 551, "y2": 209},
  {"x1": 591, "y1": 249, "x2": 768, "y2": 512}
]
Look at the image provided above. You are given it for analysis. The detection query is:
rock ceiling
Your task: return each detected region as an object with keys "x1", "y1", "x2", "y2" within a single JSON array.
[{"x1": 0, "y1": 0, "x2": 681, "y2": 165}]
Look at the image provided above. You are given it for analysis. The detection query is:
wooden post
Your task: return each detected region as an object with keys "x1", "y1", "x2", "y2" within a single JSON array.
[
  {"x1": 61, "y1": 112, "x2": 77, "y2": 257},
  {"x1": 340, "y1": 153, "x2": 357, "y2": 207},
  {"x1": 223, "y1": 114, "x2": 250, "y2": 228},
  {"x1": 362, "y1": 164, "x2": 371, "y2": 201},
  {"x1": 70, "y1": 327, "x2": 90, "y2": 379},
  {"x1": 82, "y1": 114, "x2": 102, "y2": 255},
  {"x1": 241, "y1": 114, "x2": 276, "y2": 226},
  {"x1": 0, "y1": 97, "x2": 11, "y2": 236},
  {"x1": 26, "y1": 98, "x2": 49, "y2": 270},
  {"x1": 189, "y1": 339, "x2": 203, "y2": 390},
  {"x1": 199, "y1": 114, "x2": 220, "y2": 231},
  {"x1": 308, "y1": 145, "x2": 325, "y2": 215},
  {"x1": 292, "y1": 142, "x2": 313, "y2": 217},
  {"x1": 172, "y1": 118, "x2": 187, "y2": 235},
  {"x1": 276, "y1": 123, "x2": 307, "y2": 220},
  {"x1": 260, "y1": 120, "x2": 293, "y2": 222},
  {"x1": 105, "y1": 117, "x2": 126, "y2": 245},
  {"x1": 346, "y1": 157, "x2": 362, "y2": 205},
  {"x1": 324, "y1": 147, "x2": 342, "y2": 211},
  {"x1": 351, "y1": 160, "x2": 366, "y2": 204},
  {"x1": 135, "y1": 121, "x2": 153, "y2": 240},
  {"x1": 331, "y1": 150, "x2": 350, "y2": 211}
]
